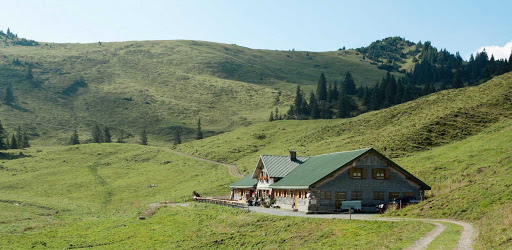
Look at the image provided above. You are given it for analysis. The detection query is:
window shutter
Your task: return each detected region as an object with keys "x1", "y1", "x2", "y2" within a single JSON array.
[
  {"x1": 384, "y1": 169, "x2": 390, "y2": 179},
  {"x1": 362, "y1": 168, "x2": 367, "y2": 179},
  {"x1": 372, "y1": 169, "x2": 377, "y2": 179},
  {"x1": 349, "y1": 168, "x2": 354, "y2": 178}
]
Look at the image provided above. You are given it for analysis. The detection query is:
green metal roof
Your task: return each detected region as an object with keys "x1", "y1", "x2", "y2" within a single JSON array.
[
  {"x1": 270, "y1": 148, "x2": 372, "y2": 189},
  {"x1": 260, "y1": 155, "x2": 309, "y2": 178},
  {"x1": 270, "y1": 148, "x2": 431, "y2": 190},
  {"x1": 229, "y1": 174, "x2": 257, "y2": 188}
]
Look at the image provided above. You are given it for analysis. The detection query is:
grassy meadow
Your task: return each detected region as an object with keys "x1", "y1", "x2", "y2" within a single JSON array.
[
  {"x1": 0, "y1": 203, "x2": 432, "y2": 249},
  {"x1": 0, "y1": 144, "x2": 432, "y2": 249},
  {"x1": 176, "y1": 72, "x2": 512, "y2": 248},
  {"x1": 0, "y1": 40, "x2": 395, "y2": 145}
]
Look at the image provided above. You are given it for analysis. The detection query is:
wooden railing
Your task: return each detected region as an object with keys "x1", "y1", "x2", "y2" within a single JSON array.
[{"x1": 194, "y1": 197, "x2": 249, "y2": 210}]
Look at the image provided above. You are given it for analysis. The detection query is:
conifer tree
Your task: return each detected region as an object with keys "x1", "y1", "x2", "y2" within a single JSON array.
[
  {"x1": 309, "y1": 91, "x2": 320, "y2": 119},
  {"x1": 4, "y1": 85, "x2": 14, "y2": 105},
  {"x1": 293, "y1": 85, "x2": 304, "y2": 117},
  {"x1": 10, "y1": 134, "x2": 17, "y2": 149},
  {"x1": 316, "y1": 73, "x2": 327, "y2": 102},
  {"x1": 343, "y1": 72, "x2": 357, "y2": 95},
  {"x1": 70, "y1": 129, "x2": 80, "y2": 145},
  {"x1": 92, "y1": 124, "x2": 103, "y2": 143},
  {"x1": 140, "y1": 129, "x2": 148, "y2": 145},
  {"x1": 274, "y1": 107, "x2": 279, "y2": 120},
  {"x1": 331, "y1": 81, "x2": 339, "y2": 102},
  {"x1": 337, "y1": 95, "x2": 348, "y2": 118},
  {"x1": 174, "y1": 128, "x2": 182, "y2": 145},
  {"x1": 196, "y1": 118, "x2": 203, "y2": 140},
  {"x1": 104, "y1": 127, "x2": 112, "y2": 143},
  {"x1": 16, "y1": 126, "x2": 23, "y2": 148},
  {"x1": 22, "y1": 132, "x2": 29, "y2": 148},
  {"x1": 0, "y1": 120, "x2": 6, "y2": 150},
  {"x1": 269, "y1": 111, "x2": 274, "y2": 122},
  {"x1": 327, "y1": 83, "x2": 333, "y2": 103},
  {"x1": 453, "y1": 67, "x2": 463, "y2": 88}
]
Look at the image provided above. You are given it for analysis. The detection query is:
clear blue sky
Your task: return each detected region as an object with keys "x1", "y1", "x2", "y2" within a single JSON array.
[{"x1": 2, "y1": 0, "x2": 511, "y2": 59}]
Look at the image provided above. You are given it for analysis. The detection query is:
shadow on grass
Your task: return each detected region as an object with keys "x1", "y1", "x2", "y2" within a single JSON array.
[{"x1": 0, "y1": 151, "x2": 32, "y2": 160}]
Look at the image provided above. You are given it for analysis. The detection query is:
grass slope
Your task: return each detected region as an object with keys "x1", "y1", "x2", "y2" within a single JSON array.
[
  {"x1": 177, "y1": 72, "x2": 512, "y2": 248},
  {"x1": 0, "y1": 40, "x2": 393, "y2": 145},
  {"x1": 0, "y1": 144, "x2": 432, "y2": 249},
  {"x1": 0, "y1": 203, "x2": 432, "y2": 249},
  {"x1": 0, "y1": 144, "x2": 236, "y2": 233},
  {"x1": 177, "y1": 72, "x2": 512, "y2": 173}
]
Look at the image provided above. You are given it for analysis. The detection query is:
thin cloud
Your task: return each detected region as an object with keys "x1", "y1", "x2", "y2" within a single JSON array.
[{"x1": 473, "y1": 41, "x2": 512, "y2": 60}]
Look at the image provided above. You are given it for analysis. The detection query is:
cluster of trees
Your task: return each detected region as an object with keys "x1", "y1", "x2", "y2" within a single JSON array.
[
  {"x1": 283, "y1": 40, "x2": 512, "y2": 121},
  {"x1": 284, "y1": 72, "x2": 358, "y2": 120},
  {"x1": 69, "y1": 125, "x2": 125, "y2": 145},
  {"x1": 0, "y1": 28, "x2": 38, "y2": 46},
  {"x1": 0, "y1": 121, "x2": 30, "y2": 150},
  {"x1": 69, "y1": 118, "x2": 205, "y2": 146}
]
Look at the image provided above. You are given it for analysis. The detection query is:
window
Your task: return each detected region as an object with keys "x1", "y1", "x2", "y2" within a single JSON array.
[
  {"x1": 403, "y1": 192, "x2": 414, "y2": 198},
  {"x1": 373, "y1": 191, "x2": 385, "y2": 200},
  {"x1": 320, "y1": 191, "x2": 331, "y2": 199},
  {"x1": 352, "y1": 168, "x2": 362, "y2": 178},
  {"x1": 374, "y1": 169, "x2": 385, "y2": 179},
  {"x1": 351, "y1": 191, "x2": 362, "y2": 200},
  {"x1": 389, "y1": 192, "x2": 400, "y2": 200}
]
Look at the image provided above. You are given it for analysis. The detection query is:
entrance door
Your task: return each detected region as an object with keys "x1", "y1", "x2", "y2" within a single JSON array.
[{"x1": 335, "y1": 192, "x2": 346, "y2": 211}]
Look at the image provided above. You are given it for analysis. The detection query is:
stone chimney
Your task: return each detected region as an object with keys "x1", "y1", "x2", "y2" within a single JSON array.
[{"x1": 289, "y1": 150, "x2": 297, "y2": 161}]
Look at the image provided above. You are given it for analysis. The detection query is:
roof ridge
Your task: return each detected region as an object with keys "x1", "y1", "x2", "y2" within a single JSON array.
[
  {"x1": 260, "y1": 154, "x2": 311, "y2": 158},
  {"x1": 311, "y1": 147, "x2": 372, "y2": 157}
]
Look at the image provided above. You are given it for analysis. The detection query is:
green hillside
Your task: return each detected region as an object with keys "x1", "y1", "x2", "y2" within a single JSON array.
[
  {"x1": 176, "y1": 72, "x2": 512, "y2": 248},
  {"x1": 177, "y1": 72, "x2": 512, "y2": 172},
  {"x1": 0, "y1": 144, "x2": 431, "y2": 249},
  {"x1": 0, "y1": 37, "x2": 393, "y2": 145}
]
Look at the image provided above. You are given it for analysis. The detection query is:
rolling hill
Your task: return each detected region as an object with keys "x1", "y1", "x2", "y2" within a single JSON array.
[
  {"x1": 176, "y1": 72, "x2": 512, "y2": 248},
  {"x1": 0, "y1": 144, "x2": 432, "y2": 249},
  {"x1": 0, "y1": 35, "x2": 395, "y2": 145}
]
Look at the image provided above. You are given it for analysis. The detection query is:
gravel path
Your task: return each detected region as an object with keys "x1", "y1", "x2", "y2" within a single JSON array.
[
  {"x1": 248, "y1": 206, "x2": 474, "y2": 249},
  {"x1": 405, "y1": 221, "x2": 446, "y2": 250},
  {"x1": 164, "y1": 148, "x2": 244, "y2": 178}
]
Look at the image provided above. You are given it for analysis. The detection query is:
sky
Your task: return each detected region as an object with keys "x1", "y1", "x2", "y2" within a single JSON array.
[{"x1": 1, "y1": 0, "x2": 511, "y2": 60}]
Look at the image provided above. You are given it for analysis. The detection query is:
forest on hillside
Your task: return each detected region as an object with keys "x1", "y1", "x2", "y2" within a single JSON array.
[{"x1": 283, "y1": 38, "x2": 512, "y2": 120}]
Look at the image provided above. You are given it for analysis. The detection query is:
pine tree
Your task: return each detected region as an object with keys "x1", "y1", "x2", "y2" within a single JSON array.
[
  {"x1": 331, "y1": 81, "x2": 339, "y2": 102},
  {"x1": 174, "y1": 128, "x2": 182, "y2": 145},
  {"x1": 292, "y1": 85, "x2": 304, "y2": 117},
  {"x1": 22, "y1": 132, "x2": 30, "y2": 148},
  {"x1": 10, "y1": 134, "x2": 17, "y2": 149},
  {"x1": 70, "y1": 129, "x2": 80, "y2": 145},
  {"x1": 327, "y1": 83, "x2": 334, "y2": 103},
  {"x1": 453, "y1": 67, "x2": 463, "y2": 88},
  {"x1": 269, "y1": 111, "x2": 274, "y2": 122},
  {"x1": 196, "y1": 118, "x2": 203, "y2": 140},
  {"x1": 343, "y1": 72, "x2": 357, "y2": 95},
  {"x1": 337, "y1": 95, "x2": 348, "y2": 118},
  {"x1": 309, "y1": 91, "x2": 320, "y2": 119},
  {"x1": 103, "y1": 127, "x2": 112, "y2": 143},
  {"x1": 316, "y1": 73, "x2": 327, "y2": 102},
  {"x1": 4, "y1": 85, "x2": 15, "y2": 105},
  {"x1": 0, "y1": 120, "x2": 6, "y2": 150},
  {"x1": 274, "y1": 107, "x2": 279, "y2": 120},
  {"x1": 16, "y1": 126, "x2": 23, "y2": 148},
  {"x1": 140, "y1": 129, "x2": 148, "y2": 145},
  {"x1": 92, "y1": 124, "x2": 103, "y2": 143}
]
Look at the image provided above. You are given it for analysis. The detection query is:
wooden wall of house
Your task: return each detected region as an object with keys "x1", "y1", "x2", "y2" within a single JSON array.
[{"x1": 309, "y1": 153, "x2": 423, "y2": 212}]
